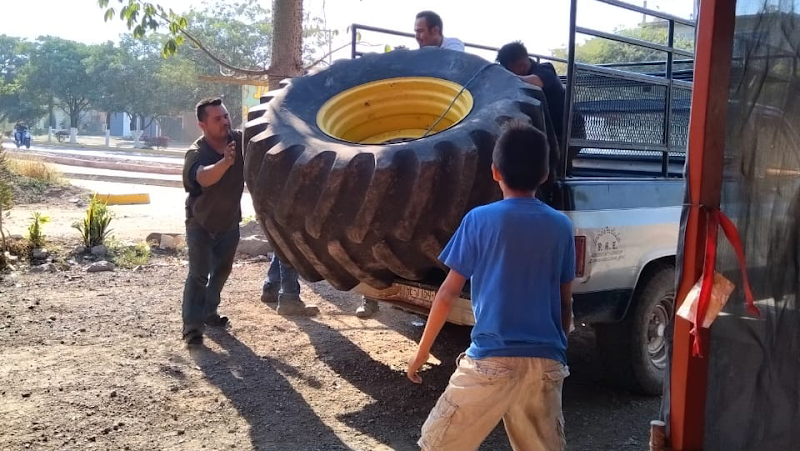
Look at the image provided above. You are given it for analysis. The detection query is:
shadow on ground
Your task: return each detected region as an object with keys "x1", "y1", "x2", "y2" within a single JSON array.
[
  {"x1": 191, "y1": 329, "x2": 350, "y2": 450},
  {"x1": 300, "y1": 281, "x2": 661, "y2": 450}
]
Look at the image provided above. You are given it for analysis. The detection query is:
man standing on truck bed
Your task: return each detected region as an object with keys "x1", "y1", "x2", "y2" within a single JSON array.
[
  {"x1": 407, "y1": 121, "x2": 575, "y2": 451},
  {"x1": 497, "y1": 41, "x2": 585, "y2": 170},
  {"x1": 414, "y1": 10, "x2": 465, "y2": 51},
  {"x1": 181, "y1": 97, "x2": 243, "y2": 347}
]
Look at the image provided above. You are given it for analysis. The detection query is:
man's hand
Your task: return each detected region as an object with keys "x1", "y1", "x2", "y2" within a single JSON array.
[
  {"x1": 222, "y1": 141, "x2": 236, "y2": 167},
  {"x1": 195, "y1": 141, "x2": 237, "y2": 187},
  {"x1": 407, "y1": 348, "x2": 430, "y2": 384},
  {"x1": 405, "y1": 270, "x2": 466, "y2": 384}
]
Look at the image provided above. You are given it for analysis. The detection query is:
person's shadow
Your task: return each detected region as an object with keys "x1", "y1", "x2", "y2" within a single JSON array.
[
  {"x1": 190, "y1": 329, "x2": 349, "y2": 450},
  {"x1": 282, "y1": 308, "x2": 514, "y2": 451}
]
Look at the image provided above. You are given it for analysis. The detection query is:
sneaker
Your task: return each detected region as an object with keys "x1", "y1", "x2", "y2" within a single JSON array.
[
  {"x1": 276, "y1": 295, "x2": 319, "y2": 316},
  {"x1": 261, "y1": 285, "x2": 279, "y2": 304},
  {"x1": 355, "y1": 299, "x2": 379, "y2": 318},
  {"x1": 205, "y1": 314, "x2": 229, "y2": 328}
]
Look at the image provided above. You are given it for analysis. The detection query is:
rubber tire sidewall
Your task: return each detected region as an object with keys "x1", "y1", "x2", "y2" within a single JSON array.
[{"x1": 268, "y1": 49, "x2": 547, "y2": 153}]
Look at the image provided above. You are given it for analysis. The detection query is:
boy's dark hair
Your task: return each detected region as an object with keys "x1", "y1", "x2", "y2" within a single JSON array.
[
  {"x1": 416, "y1": 11, "x2": 444, "y2": 33},
  {"x1": 496, "y1": 41, "x2": 529, "y2": 69},
  {"x1": 196, "y1": 97, "x2": 223, "y2": 122},
  {"x1": 493, "y1": 120, "x2": 549, "y2": 191}
]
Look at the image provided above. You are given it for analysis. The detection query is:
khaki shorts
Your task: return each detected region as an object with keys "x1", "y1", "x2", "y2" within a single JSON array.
[{"x1": 419, "y1": 354, "x2": 569, "y2": 451}]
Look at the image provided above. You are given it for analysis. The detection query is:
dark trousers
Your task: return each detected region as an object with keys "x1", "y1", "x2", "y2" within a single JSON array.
[
  {"x1": 263, "y1": 255, "x2": 301, "y2": 298},
  {"x1": 182, "y1": 224, "x2": 240, "y2": 337}
]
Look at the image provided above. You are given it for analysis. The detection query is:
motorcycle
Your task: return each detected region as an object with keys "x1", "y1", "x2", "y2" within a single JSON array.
[{"x1": 14, "y1": 128, "x2": 31, "y2": 149}]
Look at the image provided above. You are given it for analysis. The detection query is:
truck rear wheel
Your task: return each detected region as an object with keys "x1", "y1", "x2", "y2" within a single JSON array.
[
  {"x1": 244, "y1": 49, "x2": 560, "y2": 290},
  {"x1": 596, "y1": 263, "x2": 675, "y2": 395}
]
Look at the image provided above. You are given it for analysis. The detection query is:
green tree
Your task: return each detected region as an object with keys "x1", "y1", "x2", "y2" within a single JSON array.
[
  {"x1": 98, "y1": 0, "x2": 333, "y2": 89},
  {"x1": 84, "y1": 41, "x2": 128, "y2": 129},
  {"x1": 0, "y1": 35, "x2": 46, "y2": 125},
  {"x1": 22, "y1": 37, "x2": 94, "y2": 128},
  {"x1": 551, "y1": 25, "x2": 695, "y2": 73}
]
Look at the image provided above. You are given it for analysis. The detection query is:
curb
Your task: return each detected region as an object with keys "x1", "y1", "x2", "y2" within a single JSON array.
[
  {"x1": 8, "y1": 152, "x2": 182, "y2": 175},
  {"x1": 2, "y1": 138, "x2": 186, "y2": 157},
  {"x1": 60, "y1": 171, "x2": 251, "y2": 194},
  {"x1": 94, "y1": 193, "x2": 151, "y2": 205},
  {"x1": 61, "y1": 171, "x2": 184, "y2": 189}
]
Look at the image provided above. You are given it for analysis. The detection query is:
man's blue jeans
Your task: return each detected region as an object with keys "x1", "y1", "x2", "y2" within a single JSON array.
[
  {"x1": 263, "y1": 255, "x2": 300, "y2": 299},
  {"x1": 182, "y1": 224, "x2": 240, "y2": 338}
]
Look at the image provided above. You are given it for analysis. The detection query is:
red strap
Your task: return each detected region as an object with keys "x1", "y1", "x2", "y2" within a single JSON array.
[
  {"x1": 717, "y1": 211, "x2": 760, "y2": 317},
  {"x1": 690, "y1": 208, "x2": 761, "y2": 357},
  {"x1": 691, "y1": 210, "x2": 718, "y2": 357}
]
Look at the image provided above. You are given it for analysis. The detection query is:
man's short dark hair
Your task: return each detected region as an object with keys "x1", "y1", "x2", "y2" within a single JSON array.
[
  {"x1": 196, "y1": 97, "x2": 223, "y2": 122},
  {"x1": 496, "y1": 41, "x2": 529, "y2": 69},
  {"x1": 416, "y1": 11, "x2": 443, "y2": 33},
  {"x1": 493, "y1": 120, "x2": 549, "y2": 191}
]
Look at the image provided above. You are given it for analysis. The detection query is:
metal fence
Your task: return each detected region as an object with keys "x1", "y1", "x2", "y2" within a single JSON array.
[{"x1": 347, "y1": 0, "x2": 696, "y2": 178}]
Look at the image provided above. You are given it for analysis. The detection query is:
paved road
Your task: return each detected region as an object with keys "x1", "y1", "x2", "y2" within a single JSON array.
[{"x1": 3, "y1": 139, "x2": 183, "y2": 165}]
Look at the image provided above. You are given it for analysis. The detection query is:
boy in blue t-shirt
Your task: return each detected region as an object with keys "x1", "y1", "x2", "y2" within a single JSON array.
[{"x1": 407, "y1": 121, "x2": 576, "y2": 451}]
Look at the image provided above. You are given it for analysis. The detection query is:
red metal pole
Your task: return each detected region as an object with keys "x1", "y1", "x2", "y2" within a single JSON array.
[{"x1": 669, "y1": 1, "x2": 736, "y2": 450}]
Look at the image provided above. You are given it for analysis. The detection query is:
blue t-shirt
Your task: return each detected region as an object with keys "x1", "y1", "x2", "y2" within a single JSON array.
[{"x1": 439, "y1": 197, "x2": 576, "y2": 364}]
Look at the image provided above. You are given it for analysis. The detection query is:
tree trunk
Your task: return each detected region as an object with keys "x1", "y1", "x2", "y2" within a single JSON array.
[
  {"x1": 70, "y1": 100, "x2": 79, "y2": 128},
  {"x1": 48, "y1": 96, "x2": 55, "y2": 129},
  {"x1": 268, "y1": 0, "x2": 305, "y2": 90}
]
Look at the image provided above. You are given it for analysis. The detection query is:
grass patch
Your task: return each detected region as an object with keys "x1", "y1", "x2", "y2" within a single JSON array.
[
  {"x1": 6, "y1": 158, "x2": 62, "y2": 183},
  {"x1": 107, "y1": 239, "x2": 151, "y2": 268}
]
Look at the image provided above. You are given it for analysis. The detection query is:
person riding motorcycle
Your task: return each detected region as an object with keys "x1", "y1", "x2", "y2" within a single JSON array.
[{"x1": 13, "y1": 121, "x2": 31, "y2": 149}]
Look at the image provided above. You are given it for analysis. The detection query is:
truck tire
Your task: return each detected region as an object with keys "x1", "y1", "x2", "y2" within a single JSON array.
[
  {"x1": 596, "y1": 263, "x2": 675, "y2": 395},
  {"x1": 244, "y1": 49, "x2": 559, "y2": 290}
]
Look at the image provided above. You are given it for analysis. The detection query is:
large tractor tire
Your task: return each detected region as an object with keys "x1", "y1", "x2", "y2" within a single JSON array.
[{"x1": 244, "y1": 49, "x2": 559, "y2": 291}]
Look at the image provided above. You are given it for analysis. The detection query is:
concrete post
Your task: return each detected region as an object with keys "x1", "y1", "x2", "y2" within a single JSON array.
[{"x1": 105, "y1": 128, "x2": 111, "y2": 147}]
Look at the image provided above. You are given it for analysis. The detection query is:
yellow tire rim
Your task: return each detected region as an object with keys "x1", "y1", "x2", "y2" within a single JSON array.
[{"x1": 316, "y1": 76, "x2": 474, "y2": 144}]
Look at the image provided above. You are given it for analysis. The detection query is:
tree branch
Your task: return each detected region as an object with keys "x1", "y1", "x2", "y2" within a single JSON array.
[
  {"x1": 151, "y1": 10, "x2": 283, "y2": 78},
  {"x1": 303, "y1": 42, "x2": 352, "y2": 71},
  {"x1": 143, "y1": 116, "x2": 156, "y2": 131}
]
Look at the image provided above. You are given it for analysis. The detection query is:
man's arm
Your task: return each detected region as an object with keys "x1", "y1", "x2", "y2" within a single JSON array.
[
  {"x1": 406, "y1": 270, "x2": 468, "y2": 383},
  {"x1": 519, "y1": 74, "x2": 544, "y2": 87},
  {"x1": 560, "y1": 282, "x2": 573, "y2": 336},
  {"x1": 195, "y1": 141, "x2": 235, "y2": 187}
]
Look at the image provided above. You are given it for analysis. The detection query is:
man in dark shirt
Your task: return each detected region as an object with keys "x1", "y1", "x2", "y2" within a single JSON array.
[
  {"x1": 181, "y1": 97, "x2": 243, "y2": 346},
  {"x1": 497, "y1": 41, "x2": 585, "y2": 172}
]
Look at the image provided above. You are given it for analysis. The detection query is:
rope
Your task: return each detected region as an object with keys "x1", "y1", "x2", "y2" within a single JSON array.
[{"x1": 421, "y1": 63, "x2": 499, "y2": 139}]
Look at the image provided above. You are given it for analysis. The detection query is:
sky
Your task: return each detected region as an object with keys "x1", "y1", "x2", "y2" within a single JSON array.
[{"x1": 2, "y1": 0, "x2": 696, "y2": 59}]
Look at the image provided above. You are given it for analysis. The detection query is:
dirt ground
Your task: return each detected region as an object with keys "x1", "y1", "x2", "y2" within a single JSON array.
[
  {"x1": 1, "y1": 178, "x2": 661, "y2": 450},
  {"x1": 0, "y1": 256, "x2": 660, "y2": 451}
]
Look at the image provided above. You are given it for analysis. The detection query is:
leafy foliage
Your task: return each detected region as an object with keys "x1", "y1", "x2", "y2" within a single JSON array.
[
  {"x1": 0, "y1": 35, "x2": 46, "y2": 124},
  {"x1": 107, "y1": 239, "x2": 151, "y2": 268},
  {"x1": 27, "y1": 212, "x2": 49, "y2": 249},
  {"x1": 73, "y1": 195, "x2": 114, "y2": 248},
  {"x1": 0, "y1": 148, "x2": 13, "y2": 256},
  {"x1": 21, "y1": 37, "x2": 94, "y2": 128},
  {"x1": 551, "y1": 25, "x2": 695, "y2": 73}
]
